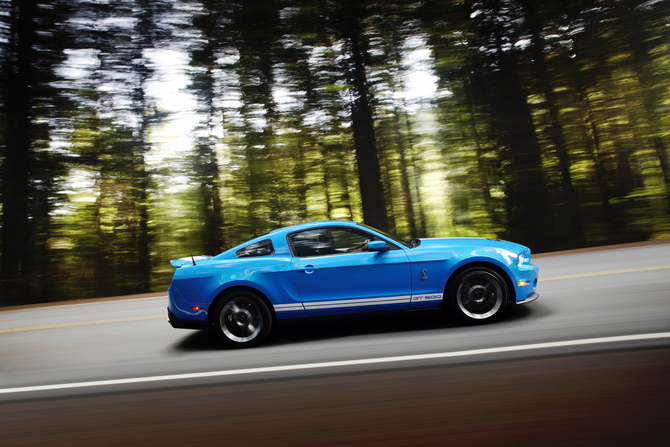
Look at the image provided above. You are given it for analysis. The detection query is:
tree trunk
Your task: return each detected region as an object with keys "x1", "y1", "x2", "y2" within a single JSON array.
[
  {"x1": 1, "y1": 0, "x2": 35, "y2": 299},
  {"x1": 522, "y1": 0, "x2": 582, "y2": 247},
  {"x1": 339, "y1": 0, "x2": 388, "y2": 232}
]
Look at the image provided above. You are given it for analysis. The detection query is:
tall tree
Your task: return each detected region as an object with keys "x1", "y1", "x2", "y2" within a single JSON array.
[
  {"x1": 281, "y1": 1, "x2": 359, "y2": 224},
  {"x1": 129, "y1": 0, "x2": 172, "y2": 288},
  {"x1": 42, "y1": 0, "x2": 172, "y2": 297},
  {"x1": 335, "y1": 0, "x2": 389, "y2": 232},
  {"x1": 469, "y1": 0, "x2": 554, "y2": 251},
  {"x1": 0, "y1": 0, "x2": 71, "y2": 303},
  {"x1": 518, "y1": 0, "x2": 583, "y2": 246},
  {"x1": 0, "y1": 0, "x2": 34, "y2": 296},
  {"x1": 186, "y1": 0, "x2": 228, "y2": 253}
]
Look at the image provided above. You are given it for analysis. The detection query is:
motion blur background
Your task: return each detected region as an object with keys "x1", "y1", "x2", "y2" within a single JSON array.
[{"x1": 1, "y1": 0, "x2": 669, "y2": 305}]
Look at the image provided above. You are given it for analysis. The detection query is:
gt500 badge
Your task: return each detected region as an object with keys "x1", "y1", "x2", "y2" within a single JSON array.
[{"x1": 412, "y1": 294, "x2": 443, "y2": 301}]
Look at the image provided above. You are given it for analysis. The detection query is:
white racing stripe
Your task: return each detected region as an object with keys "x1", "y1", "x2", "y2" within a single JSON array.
[
  {"x1": 2, "y1": 331, "x2": 669, "y2": 396},
  {"x1": 304, "y1": 295, "x2": 410, "y2": 310},
  {"x1": 273, "y1": 303, "x2": 304, "y2": 312}
]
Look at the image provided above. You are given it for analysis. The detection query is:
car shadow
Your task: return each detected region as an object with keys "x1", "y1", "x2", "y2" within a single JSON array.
[
  {"x1": 171, "y1": 308, "x2": 520, "y2": 351},
  {"x1": 171, "y1": 303, "x2": 544, "y2": 351},
  {"x1": 171, "y1": 310, "x2": 455, "y2": 351},
  {"x1": 266, "y1": 310, "x2": 453, "y2": 347},
  {"x1": 172, "y1": 330, "x2": 224, "y2": 351}
]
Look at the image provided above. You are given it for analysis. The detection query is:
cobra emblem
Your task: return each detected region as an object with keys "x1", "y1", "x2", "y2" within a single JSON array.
[{"x1": 421, "y1": 269, "x2": 428, "y2": 280}]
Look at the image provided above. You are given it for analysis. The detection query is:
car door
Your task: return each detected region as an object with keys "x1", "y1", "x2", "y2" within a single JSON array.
[{"x1": 289, "y1": 226, "x2": 412, "y2": 316}]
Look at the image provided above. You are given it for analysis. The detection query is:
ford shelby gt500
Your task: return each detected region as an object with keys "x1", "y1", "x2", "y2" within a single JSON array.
[{"x1": 167, "y1": 221, "x2": 539, "y2": 348}]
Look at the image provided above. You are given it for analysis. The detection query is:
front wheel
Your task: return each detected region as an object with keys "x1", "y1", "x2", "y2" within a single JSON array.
[
  {"x1": 213, "y1": 291, "x2": 272, "y2": 348},
  {"x1": 447, "y1": 267, "x2": 509, "y2": 324}
]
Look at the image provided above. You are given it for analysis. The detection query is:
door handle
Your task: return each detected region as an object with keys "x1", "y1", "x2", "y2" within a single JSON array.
[{"x1": 296, "y1": 264, "x2": 318, "y2": 274}]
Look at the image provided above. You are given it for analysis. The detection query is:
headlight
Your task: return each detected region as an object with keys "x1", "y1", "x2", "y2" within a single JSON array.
[{"x1": 518, "y1": 249, "x2": 530, "y2": 266}]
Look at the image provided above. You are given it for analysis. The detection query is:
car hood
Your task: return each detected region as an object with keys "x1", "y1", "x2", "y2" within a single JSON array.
[{"x1": 414, "y1": 237, "x2": 529, "y2": 254}]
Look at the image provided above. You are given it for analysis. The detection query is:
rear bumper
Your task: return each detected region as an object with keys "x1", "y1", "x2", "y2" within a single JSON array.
[
  {"x1": 167, "y1": 307, "x2": 209, "y2": 330},
  {"x1": 516, "y1": 292, "x2": 539, "y2": 305}
]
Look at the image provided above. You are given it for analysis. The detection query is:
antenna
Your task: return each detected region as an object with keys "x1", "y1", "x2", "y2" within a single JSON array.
[{"x1": 187, "y1": 241, "x2": 197, "y2": 266}]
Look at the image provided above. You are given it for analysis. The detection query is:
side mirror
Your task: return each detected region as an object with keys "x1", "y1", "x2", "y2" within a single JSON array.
[{"x1": 368, "y1": 240, "x2": 389, "y2": 252}]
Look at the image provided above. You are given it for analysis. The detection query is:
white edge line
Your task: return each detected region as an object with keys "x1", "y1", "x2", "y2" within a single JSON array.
[{"x1": 2, "y1": 332, "x2": 669, "y2": 396}]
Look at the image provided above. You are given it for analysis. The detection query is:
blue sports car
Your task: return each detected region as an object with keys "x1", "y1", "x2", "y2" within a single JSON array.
[{"x1": 167, "y1": 221, "x2": 539, "y2": 348}]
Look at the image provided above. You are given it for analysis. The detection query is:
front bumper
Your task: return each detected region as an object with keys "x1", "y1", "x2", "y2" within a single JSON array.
[{"x1": 516, "y1": 292, "x2": 539, "y2": 305}]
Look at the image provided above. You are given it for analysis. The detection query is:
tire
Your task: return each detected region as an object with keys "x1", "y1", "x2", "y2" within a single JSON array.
[
  {"x1": 212, "y1": 291, "x2": 272, "y2": 348},
  {"x1": 447, "y1": 267, "x2": 509, "y2": 324}
]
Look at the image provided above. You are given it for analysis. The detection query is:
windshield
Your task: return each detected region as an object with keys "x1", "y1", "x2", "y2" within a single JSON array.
[{"x1": 357, "y1": 223, "x2": 412, "y2": 248}]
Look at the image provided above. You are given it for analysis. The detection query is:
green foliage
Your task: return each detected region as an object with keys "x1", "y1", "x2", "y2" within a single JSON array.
[{"x1": 1, "y1": 0, "x2": 669, "y2": 304}]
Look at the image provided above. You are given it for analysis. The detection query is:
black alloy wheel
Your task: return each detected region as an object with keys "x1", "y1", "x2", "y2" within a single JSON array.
[
  {"x1": 213, "y1": 291, "x2": 272, "y2": 348},
  {"x1": 448, "y1": 267, "x2": 509, "y2": 324}
]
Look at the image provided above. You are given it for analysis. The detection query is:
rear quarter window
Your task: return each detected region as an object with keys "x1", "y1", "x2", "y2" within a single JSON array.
[{"x1": 236, "y1": 239, "x2": 274, "y2": 258}]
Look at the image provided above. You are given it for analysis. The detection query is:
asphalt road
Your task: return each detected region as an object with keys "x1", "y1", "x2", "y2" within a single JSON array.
[{"x1": 1, "y1": 242, "x2": 670, "y2": 445}]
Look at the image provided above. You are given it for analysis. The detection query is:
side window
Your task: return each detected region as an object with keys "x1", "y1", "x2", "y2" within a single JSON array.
[
  {"x1": 288, "y1": 227, "x2": 385, "y2": 257},
  {"x1": 236, "y1": 239, "x2": 274, "y2": 258},
  {"x1": 289, "y1": 229, "x2": 333, "y2": 257},
  {"x1": 330, "y1": 229, "x2": 371, "y2": 253}
]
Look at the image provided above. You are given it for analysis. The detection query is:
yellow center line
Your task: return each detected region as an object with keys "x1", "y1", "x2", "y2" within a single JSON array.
[
  {"x1": 542, "y1": 264, "x2": 670, "y2": 281},
  {"x1": 3, "y1": 264, "x2": 669, "y2": 333},
  {"x1": 0, "y1": 315, "x2": 165, "y2": 334}
]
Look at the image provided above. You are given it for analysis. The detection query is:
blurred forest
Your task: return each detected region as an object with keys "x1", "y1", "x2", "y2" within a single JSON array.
[{"x1": 1, "y1": 0, "x2": 669, "y2": 305}]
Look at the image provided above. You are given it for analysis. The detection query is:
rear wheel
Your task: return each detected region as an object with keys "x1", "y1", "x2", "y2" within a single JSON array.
[
  {"x1": 213, "y1": 291, "x2": 272, "y2": 348},
  {"x1": 448, "y1": 267, "x2": 509, "y2": 324}
]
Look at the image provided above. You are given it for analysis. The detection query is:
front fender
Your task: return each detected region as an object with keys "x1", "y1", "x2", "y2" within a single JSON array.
[{"x1": 406, "y1": 246, "x2": 519, "y2": 299}]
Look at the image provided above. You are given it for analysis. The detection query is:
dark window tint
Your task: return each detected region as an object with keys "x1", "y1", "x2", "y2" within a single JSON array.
[
  {"x1": 236, "y1": 239, "x2": 274, "y2": 258},
  {"x1": 289, "y1": 227, "x2": 387, "y2": 257}
]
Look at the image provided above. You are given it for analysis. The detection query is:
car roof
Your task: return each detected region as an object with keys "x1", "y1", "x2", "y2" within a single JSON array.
[{"x1": 268, "y1": 220, "x2": 360, "y2": 236}]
